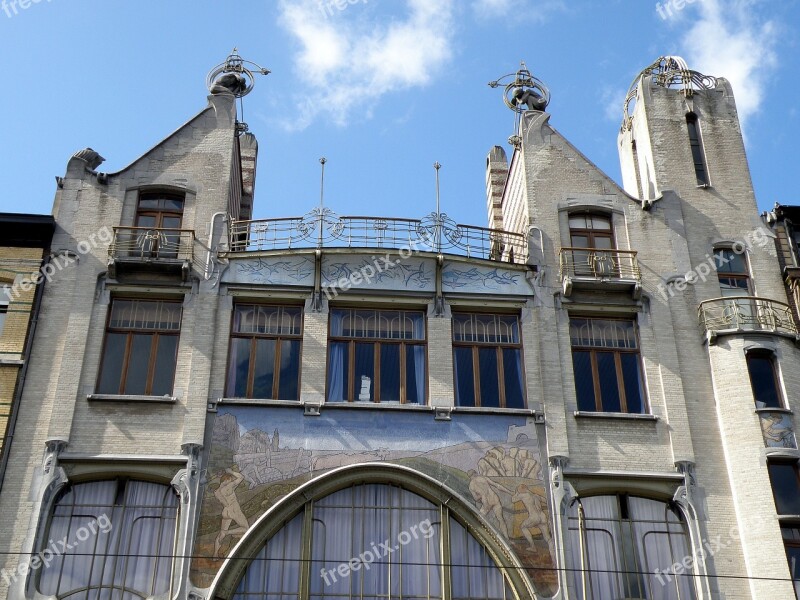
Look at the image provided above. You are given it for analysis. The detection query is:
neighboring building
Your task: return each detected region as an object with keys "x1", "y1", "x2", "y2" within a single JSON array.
[
  {"x1": 0, "y1": 213, "x2": 54, "y2": 483},
  {"x1": 0, "y1": 53, "x2": 798, "y2": 600}
]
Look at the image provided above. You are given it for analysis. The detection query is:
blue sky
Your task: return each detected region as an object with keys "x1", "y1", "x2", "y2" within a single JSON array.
[{"x1": 0, "y1": 0, "x2": 797, "y2": 229}]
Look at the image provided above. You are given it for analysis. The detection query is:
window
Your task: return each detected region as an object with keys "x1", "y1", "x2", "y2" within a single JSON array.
[
  {"x1": 232, "y1": 483, "x2": 515, "y2": 600},
  {"x1": 768, "y1": 462, "x2": 800, "y2": 515},
  {"x1": 568, "y1": 214, "x2": 617, "y2": 277},
  {"x1": 570, "y1": 317, "x2": 646, "y2": 413},
  {"x1": 38, "y1": 479, "x2": 178, "y2": 600},
  {"x1": 226, "y1": 304, "x2": 302, "y2": 400},
  {"x1": 747, "y1": 351, "x2": 784, "y2": 409},
  {"x1": 782, "y1": 527, "x2": 800, "y2": 599},
  {"x1": 452, "y1": 313, "x2": 526, "y2": 409},
  {"x1": 686, "y1": 113, "x2": 709, "y2": 186},
  {"x1": 567, "y1": 494, "x2": 696, "y2": 600},
  {"x1": 327, "y1": 309, "x2": 426, "y2": 404},
  {"x1": 97, "y1": 299, "x2": 182, "y2": 396},
  {"x1": 0, "y1": 283, "x2": 10, "y2": 336},
  {"x1": 135, "y1": 192, "x2": 185, "y2": 259},
  {"x1": 715, "y1": 248, "x2": 751, "y2": 296}
]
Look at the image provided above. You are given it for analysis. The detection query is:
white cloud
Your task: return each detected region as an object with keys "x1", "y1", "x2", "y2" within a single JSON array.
[
  {"x1": 277, "y1": 0, "x2": 455, "y2": 130},
  {"x1": 677, "y1": 0, "x2": 779, "y2": 126}
]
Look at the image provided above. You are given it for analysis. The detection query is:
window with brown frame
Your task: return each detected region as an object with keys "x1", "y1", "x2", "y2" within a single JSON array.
[
  {"x1": 135, "y1": 192, "x2": 185, "y2": 259},
  {"x1": 452, "y1": 312, "x2": 526, "y2": 409},
  {"x1": 747, "y1": 351, "x2": 784, "y2": 409},
  {"x1": 715, "y1": 248, "x2": 751, "y2": 296},
  {"x1": 782, "y1": 527, "x2": 800, "y2": 599},
  {"x1": 768, "y1": 462, "x2": 800, "y2": 516},
  {"x1": 327, "y1": 308, "x2": 426, "y2": 404},
  {"x1": 568, "y1": 214, "x2": 618, "y2": 277},
  {"x1": 570, "y1": 316, "x2": 646, "y2": 413},
  {"x1": 226, "y1": 304, "x2": 303, "y2": 400},
  {"x1": 96, "y1": 299, "x2": 182, "y2": 396}
]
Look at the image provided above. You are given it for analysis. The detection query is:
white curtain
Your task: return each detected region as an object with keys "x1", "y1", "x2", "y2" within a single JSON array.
[
  {"x1": 410, "y1": 345, "x2": 426, "y2": 404},
  {"x1": 326, "y1": 342, "x2": 346, "y2": 401}
]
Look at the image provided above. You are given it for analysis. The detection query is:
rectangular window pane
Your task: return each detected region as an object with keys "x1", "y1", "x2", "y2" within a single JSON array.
[
  {"x1": 354, "y1": 342, "x2": 375, "y2": 401},
  {"x1": 715, "y1": 250, "x2": 748, "y2": 274},
  {"x1": 502, "y1": 348, "x2": 525, "y2": 409},
  {"x1": 570, "y1": 318, "x2": 638, "y2": 349},
  {"x1": 572, "y1": 351, "x2": 596, "y2": 411},
  {"x1": 227, "y1": 338, "x2": 252, "y2": 398},
  {"x1": 768, "y1": 463, "x2": 800, "y2": 515},
  {"x1": 405, "y1": 345, "x2": 426, "y2": 405},
  {"x1": 253, "y1": 339, "x2": 277, "y2": 399},
  {"x1": 620, "y1": 353, "x2": 645, "y2": 414},
  {"x1": 151, "y1": 335, "x2": 178, "y2": 396},
  {"x1": 596, "y1": 352, "x2": 622, "y2": 412},
  {"x1": 785, "y1": 543, "x2": 800, "y2": 597},
  {"x1": 233, "y1": 305, "x2": 302, "y2": 336},
  {"x1": 380, "y1": 344, "x2": 401, "y2": 402},
  {"x1": 124, "y1": 334, "x2": 153, "y2": 395},
  {"x1": 109, "y1": 300, "x2": 181, "y2": 331},
  {"x1": 454, "y1": 347, "x2": 476, "y2": 407},
  {"x1": 478, "y1": 347, "x2": 500, "y2": 408},
  {"x1": 327, "y1": 341, "x2": 350, "y2": 402},
  {"x1": 748, "y1": 355, "x2": 782, "y2": 408},
  {"x1": 97, "y1": 333, "x2": 127, "y2": 394},
  {"x1": 278, "y1": 340, "x2": 301, "y2": 400}
]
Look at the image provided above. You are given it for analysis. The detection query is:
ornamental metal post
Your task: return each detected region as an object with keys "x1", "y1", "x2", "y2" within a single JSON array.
[
  {"x1": 318, "y1": 157, "x2": 326, "y2": 249},
  {"x1": 434, "y1": 162, "x2": 442, "y2": 254}
]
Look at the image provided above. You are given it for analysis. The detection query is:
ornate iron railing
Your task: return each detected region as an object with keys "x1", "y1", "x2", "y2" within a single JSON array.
[
  {"x1": 110, "y1": 227, "x2": 196, "y2": 262},
  {"x1": 559, "y1": 247, "x2": 641, "y2": 282},
  {"x1": 228, "y1": 209, "x2": 529, "y2": 264},
  {"x1": 698, "y1": 297, "x2": 798, "y2": 336}
]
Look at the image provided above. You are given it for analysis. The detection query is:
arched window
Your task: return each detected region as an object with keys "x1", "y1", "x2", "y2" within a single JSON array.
[
  {"x1": 37, "y1": 479, "x2": 179, "y2": 600},
  {"x1": 231, "y1": 483, "x2": 517, "y2": 600},
  {"x1": 566, "y1": 494, "x2": 696, "y2": 600}
]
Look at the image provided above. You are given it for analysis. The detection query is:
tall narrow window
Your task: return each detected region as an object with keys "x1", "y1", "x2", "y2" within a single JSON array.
[
  {"x1": 569, "y1": 317, "x2": 646, "y2": 413},
  {"x1": 327, "y1": 308, "x2": 426, "y2": 404},
  {"x1": 566, "y1": 494, "x2": 697, "y2": 600},
  {"x1": 715, "y1": 248, "x2": 751, "y2": 296},
  {"x1": 226, "y1": 304, "x2": 303, "y2": 400},
  {"x1": 782, "y1": 527, "x2": 800, "y2": 599},
  {"x1": 686, "y1": 113, "x2": 709, "y2": 186},
  {"x1": 0, "y1": 284, "x2": 10, "y2": 336},
  {"x1": 38, "y1": 479, "x2": 179, "y2": 600},
  {"x1": 568, "y1": 214, "x2": 618, "y2": 277},
  {"x1": 96, "y1": 299, "x2": 182, "y2": 396},
  {"x1": 135, "y1": 192, "x2": 185, "y2": 259},
  {"x1": 452, "y1": 313, "x2": 526, "y2": 409},
  {"x1": 768, "y1": 462, "x2": 800, "y2": 515},
  {"x1": 747, "y1": 351, "x2": 784, "y2": 409}
]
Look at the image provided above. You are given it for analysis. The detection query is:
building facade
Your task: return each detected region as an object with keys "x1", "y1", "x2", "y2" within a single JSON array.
[{"x1": 0, "y1": 54, "x2": 798, "y2": 600}]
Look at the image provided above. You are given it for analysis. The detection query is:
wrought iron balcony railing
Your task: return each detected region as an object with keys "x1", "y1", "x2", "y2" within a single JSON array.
[
  {"x1": 227, "y1": 208, "x2": 529, "y2": 264},
  {"x1": 559, "y1": 247, "x2": 641, "y2": 282},
  {"x1": 698, "y1": 296, "x2": 799, "y2": 337},
  {"x1": 109, "y1": 227, "x2": 196, "y2": 262}
]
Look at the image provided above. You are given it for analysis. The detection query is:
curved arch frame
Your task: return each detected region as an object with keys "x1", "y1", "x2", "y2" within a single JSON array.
[{"x1": 208, "y1": 463, "x2": 540, "y2": 600}]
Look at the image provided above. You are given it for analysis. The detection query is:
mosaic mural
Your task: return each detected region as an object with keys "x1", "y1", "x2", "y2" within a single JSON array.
[
  {"x1": 190, "y1": 406, "x2": 557, "y2": 596},
  {"x1": 760, "y1": 411, "x2": 797, "y2": 448}
]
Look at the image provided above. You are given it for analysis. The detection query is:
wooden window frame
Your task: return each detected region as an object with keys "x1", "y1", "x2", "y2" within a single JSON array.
[
  {"x1": 326, "y1": 308, "x2": 427, "y2": 404},
  {"x1": 135, "y1": 192, "x2": 185, "y2": 229},
  {"x1": 569, "y1": 316, "x2": 646, "y2": 414},
  {"x1": 451, "y1": 312, "x2": 527, "y2": 409},
  {"x1": 568, "y1": 213, "x2": 616, "y2": 249},
  {"x1": 715, "y1": 247, "x2": 752, "y2": 294},
  {"x1": 225, "y1": 304, "x2": 304, "y2": 400},
  {"x1": 96, "y1": 298, "x2": 182, "y2": 396}
]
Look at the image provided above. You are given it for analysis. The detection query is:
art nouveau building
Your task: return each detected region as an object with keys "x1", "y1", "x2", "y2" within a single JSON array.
[{"x1": 0, "y1": 54, "x2": 798, "y2": 600}]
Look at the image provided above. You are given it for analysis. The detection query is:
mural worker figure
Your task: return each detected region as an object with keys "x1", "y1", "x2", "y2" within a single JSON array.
[
  {"x1": 214, "y1": 467, "x2": 250, "y2": 556},
  {"x1": 511, "y1": 484, "x2": 552, "y2": 550}
]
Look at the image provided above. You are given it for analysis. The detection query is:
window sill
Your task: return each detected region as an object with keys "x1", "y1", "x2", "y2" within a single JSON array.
[
  {"x1": 218, "y1": 398, "x2": 301, "y2": 406},
  {"x1": 574, "y1": 411, "x2": 658, "y2": 421},
  {"x1": 87, "y1": 394, "x2": 177, "y2": 404},
  {"x1": 0, "y1": 358, "x2": 24, "y2": 366},
  {"x1": 756, "y1": 407, "x2": 793, "y2": 415},
  {"x1": 453, "y1": 406, "x2": 540, "y2": 417}
]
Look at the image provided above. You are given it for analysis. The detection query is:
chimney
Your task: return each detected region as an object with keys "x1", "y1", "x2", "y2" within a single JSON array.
[
  {"x1": 239, "y1": 133, "x2": 258, "y2": 221},
  {"x1": 486, "y1": 146, "x2": 508, "y2": 230}
]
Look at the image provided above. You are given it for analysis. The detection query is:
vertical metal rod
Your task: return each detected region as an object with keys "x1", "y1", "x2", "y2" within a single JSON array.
[
  {"x1": 434, "y1": 161, "x2": 442, "y2": 253},
  {"x1": 318, "y1": 157, "x2": 326, "y2": 249}
]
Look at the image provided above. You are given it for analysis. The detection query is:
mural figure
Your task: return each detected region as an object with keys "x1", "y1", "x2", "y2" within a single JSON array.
[
  {"x1": 213, "y1": 467, "x2": 250, "y2": 557},
  {"x1": 469, "y1": 473, "x2": 510, "y2": 537},
  {"x1": 512, "y1": 484, "x2": 552, "y2": 550},
  {"x1": 761, "y1": 413, "x2": 797, "y2": 448}
]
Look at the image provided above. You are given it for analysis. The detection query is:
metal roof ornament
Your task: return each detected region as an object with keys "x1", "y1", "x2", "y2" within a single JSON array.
[
  {"x1": 489, "y1": 62, "x2": 551, "y2": 113},
  {"x1": 206, "y1": 48, "x2": 271, "y2": 98}
]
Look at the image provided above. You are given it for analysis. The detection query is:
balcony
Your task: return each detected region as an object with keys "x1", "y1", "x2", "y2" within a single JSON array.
[
  {"x1": 108, "y1": 227, "x2": 197, "y2": 280},
  {"x1": 227, "y1": 208, "x2": 529, "y2": 264},
  {"x1": 559, "y1": 247, "x2": 641, "y2": 297},
  {"x1": 698, "y1": 296, "x2": 799, "y2": 342}
]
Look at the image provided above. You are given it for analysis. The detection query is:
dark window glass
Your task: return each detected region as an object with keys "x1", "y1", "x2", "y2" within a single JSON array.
[
  {"x1": 747, "y1": 353, "x2": 783, "y2": 409},
  {"x1": 452, "y1": 313, "x2": 526, "y2": 409},
  {"x1": 687, "y1": 114, "x2": 709, "y2": 185},
  {"x1": 327, "y1": 309, "x2": 426, "y2": 404},
  {"x1": 768, "y1": 463, "x2": 800, "y2": 515},
  {"x1": 225, "y1": 305, "x2": 303, "y2": 400},
  {"x1": 569, "y1": 317, "x2": 645, "y2": 413},
  {"x1": 783, "y1": 528, "x2": 800, "y2": 599},
  {"x1": 97, "y1": 299, "x2": 182, "y2": 396}
]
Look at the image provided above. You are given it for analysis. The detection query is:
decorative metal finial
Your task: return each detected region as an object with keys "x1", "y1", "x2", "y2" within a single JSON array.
[
  {"x1": 488, "y1": 61, "x2": 551, "y2": 113},
  {"x1": 434, "y1": 162, "x2": 442, "y2": 216},
  {"x1": 206, "y1": 49, "x2": 271, "y2": 98},
  {"x1": 319, "y1": 158, "x2": 327, "y2": 209}
]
